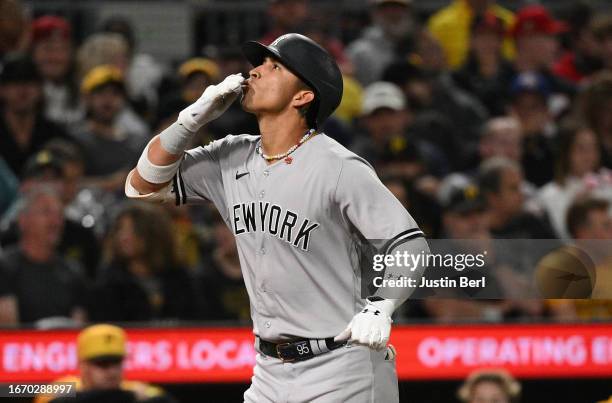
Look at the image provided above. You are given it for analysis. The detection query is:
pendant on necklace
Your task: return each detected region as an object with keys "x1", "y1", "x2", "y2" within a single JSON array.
[{"x1": 284, "y1": 156, "x2": 293, "y2": 164}]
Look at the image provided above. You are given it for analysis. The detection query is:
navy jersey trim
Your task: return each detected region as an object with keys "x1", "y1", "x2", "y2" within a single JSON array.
[
  {"x1": 173, "y1": 169, "x2": 187, "y2": 206},
  {"x1": 172, "y1": 175, "x2": 180, "y2": 206},
  {"x1": 382, "y1": 228, "x2": 424, "y2": 255},
  {"x1": 178, "y1": 169, "x2": 186, "y2": 205}
]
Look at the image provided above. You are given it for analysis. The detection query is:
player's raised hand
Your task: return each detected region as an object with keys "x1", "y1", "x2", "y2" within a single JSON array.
[
  {"x1": 178, "y1": 73, "x2": 245, "y2": 132},
  {"x1": 334, "y1": 299, "x2": 395, "y2": 350}
]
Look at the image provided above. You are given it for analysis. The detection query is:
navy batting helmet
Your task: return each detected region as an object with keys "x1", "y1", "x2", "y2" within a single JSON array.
[{"x1": 242, "y1": 33, "x2": 343, "y2": 128}]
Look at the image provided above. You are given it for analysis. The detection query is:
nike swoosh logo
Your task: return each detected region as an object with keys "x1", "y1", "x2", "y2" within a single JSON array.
[{"x1": 236, "y1": 171, "x2": 249, "y2": 180}]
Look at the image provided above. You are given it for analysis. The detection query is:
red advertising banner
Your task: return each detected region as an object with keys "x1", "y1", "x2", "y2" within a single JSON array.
[
  {"x1": 394, "y1": 323, "x2": 612, "y2": 380},
  {"x1": 0, "y1": 323, "x2": 611, "y2": 383}
]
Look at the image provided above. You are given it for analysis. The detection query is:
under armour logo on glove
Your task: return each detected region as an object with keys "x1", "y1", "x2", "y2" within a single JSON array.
[
  {"x1": 334, "y1": 300, "x2": 394, "y2": 350},
  {"x1": 362, "y1": 308, "x2": 381, "y2": 316}
]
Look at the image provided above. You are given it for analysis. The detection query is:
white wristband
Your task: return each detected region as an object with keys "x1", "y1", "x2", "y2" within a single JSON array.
[{"x1": 136, "y1": 139, "x2": 183, "y2": 184}]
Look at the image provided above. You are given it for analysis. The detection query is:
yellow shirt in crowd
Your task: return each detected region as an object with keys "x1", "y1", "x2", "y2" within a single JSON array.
[{"x1": 427, "y1": 0, "x2": 516, "y2": 68}]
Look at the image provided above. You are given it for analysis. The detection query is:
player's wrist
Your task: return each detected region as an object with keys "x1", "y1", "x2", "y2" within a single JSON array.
[
  {"x1": 177, "y1": 105, "x2": 205, "y2": 133},
  {"x1": 365, "y1": 297, "x2": 396, "y2": 318},
  {"x1": 160, "y1": 120, "x2": 197, "y2": 155}
]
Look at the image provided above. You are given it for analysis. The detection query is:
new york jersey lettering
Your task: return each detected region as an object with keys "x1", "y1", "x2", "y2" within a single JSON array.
[{"x1": 232, "y1": 201, "x2": 320, "y2": 251}]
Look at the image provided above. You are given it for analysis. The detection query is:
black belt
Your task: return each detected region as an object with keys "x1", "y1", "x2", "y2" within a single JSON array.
[{"x1": 257, "y1": 337, "x2": 347, "y2": 363}]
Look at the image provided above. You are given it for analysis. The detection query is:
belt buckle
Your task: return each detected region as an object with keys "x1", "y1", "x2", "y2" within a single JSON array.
[{"x1": 275, "y1": 342, "x2": 296, "y2": 363}]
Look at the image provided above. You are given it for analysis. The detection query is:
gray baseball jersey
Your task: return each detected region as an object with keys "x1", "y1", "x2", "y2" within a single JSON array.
[{"x1": 173, "y1": 132, "x2": 424, "y2": 341}]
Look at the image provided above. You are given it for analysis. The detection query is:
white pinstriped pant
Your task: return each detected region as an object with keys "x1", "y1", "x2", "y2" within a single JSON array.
[{"x1": 243, "y1": 342, "x2": 399, "y2": 403}]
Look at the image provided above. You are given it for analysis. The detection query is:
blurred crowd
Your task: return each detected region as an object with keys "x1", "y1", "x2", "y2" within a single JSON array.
[{"x1": 1, "y1": 0, "x2": 612, "y2": 328}]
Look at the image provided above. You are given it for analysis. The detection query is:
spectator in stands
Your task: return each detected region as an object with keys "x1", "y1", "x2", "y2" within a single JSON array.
[
  {"x1": 45, "y1": 141, "x2": 102, "y2": 278},
  {"x1": 509, "y1": 4, "x2": 575, "y2": 110},
  {"x1": 452, "y1": 11, "x2": 514, "y2": 116},
  {"x1": 509, "y1": 72, "x2": 557, "y2": 187},
  {"x1": 537, "y1": 121, "x2": 605, "y2": 239},
  {"x1": 546, "y1": 197, "x2": 612, "y2": 321},
  {"x1": 383, "y1": 60, "x2": 488, "y2": 169},
  {"x1": 0, "y1": 0, "x2": 27, "y2": 63},
  {"x1": 100, "y1": 16, "x2": 166, "y2": 120},
  {"x1": 477, "y1": 116, "x2": 523, "y2": 167},
  {"x1": 592, "y1": 15, "x2": 612, "y2": 72},
  {"x1": 76, "y1": 33, "x2": 149, "y2": 139},
  {"x1": 426, "y1": 183, "x2": 540, "y2": 321},
  {"x1": 0, "y1": 53, "x2": 71, "y2": 177},
  {"x1": 199, "y1": 213, "x2": 250, "y2": 322},
  {"x1": 510, "y1": 5, "x2": 567, "y2": 73},
  {"x1": 0, "y1": 148, "x2": 101, "y2": 279},
  {"x1": 553, "y1": 3, "x2": 602, "y2": 84},
  {"x1": 34, "y1": 324, "x2": 173, "y2": 403},
  {"x1": 472, "y1": 116, "x2": 541, "y2": 201},
  {"x1": 575, "y1": 73, "x2": 612, "y2": 168},
  {"x1": 91, "y1": 202, "x2": 197, "y2": 321},
  {"x1": 567, "y1": 197, "x2": 612, "y2": 241},
  {"x1": 30, "y1": 16, "x2": 82, "y2": 127},
  {"x1": 382, "y1": 173, "x2": 442, "y2": 238},
  {"x1": 423, "y1": 184, "x2": 494, "y2": 323},
  {"x1": 260, "y1": 0, "x2": 310, "y2": 45},
  {"x1": 479, "y1": 157, "x2": 555, "y2": 239},
  {"x1": 70, "y1": 65, "x2": 149, "y2": 192},
  {"x1": 440, "y1": 183, "x2": 489, "y2": 239},
  {"x1": 565, "y1": 196, "x2": 612, "y2": 301},
  {"x1": 347, "y1": 0, "x2": 417, "y2": 86},
  {"x1": 0, "y1": 185, "x2": 88, "y2": 325},
  {"x1": 76, "y1": 33, "x2": 129, "y2": 83},
  {"x1": 0, "y1": 150, "x2": 65, "y2": 241},
  {"x1": 458, "y1": 369, "x2": 521, "y2": 403},
  {"x1": 427, "y1": 0, "x2": 515, "y2": 69},
  {"x1": 162, "y1": 203, "x2": 208, "y2": 276},
  {"x1": 412, "y1": 29, "x2": 448, "y2": 74},
  {"x1": 350, "y1": 81, "x2": 448, "y2": 180},
  {"x1": 454, "y1": 116, "x2": 536, "y2": 199}
]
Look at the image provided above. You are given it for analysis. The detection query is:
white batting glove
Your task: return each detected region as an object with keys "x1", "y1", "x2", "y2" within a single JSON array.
[
  {"x1": 177, "y1": 73, "x2": 245, "y2": 132},
  {"x1": 334, "y1": 299, "x2": 395, "y2": 351}
]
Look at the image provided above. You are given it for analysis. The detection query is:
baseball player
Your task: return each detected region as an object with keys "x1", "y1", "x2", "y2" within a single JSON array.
[{"x1": 126, "y1": 33, "x2": 429, "y2": 402}]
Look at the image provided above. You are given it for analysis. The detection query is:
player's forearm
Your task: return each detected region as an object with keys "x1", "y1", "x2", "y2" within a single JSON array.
[
  {"x1": 149, "y1": 135, "x2": 184, "y2": 165},
  {"x1": 129, "y1": 123, "x2": 190, "y2": 194}
]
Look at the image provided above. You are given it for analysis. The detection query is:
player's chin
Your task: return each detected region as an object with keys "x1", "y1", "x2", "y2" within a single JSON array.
[
  {"x1": 240, "y1": 96, "x2": 256, "y2": 113},
  {"x1": 240, "y1": 101, "x2": 252, "y2": 113}
]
